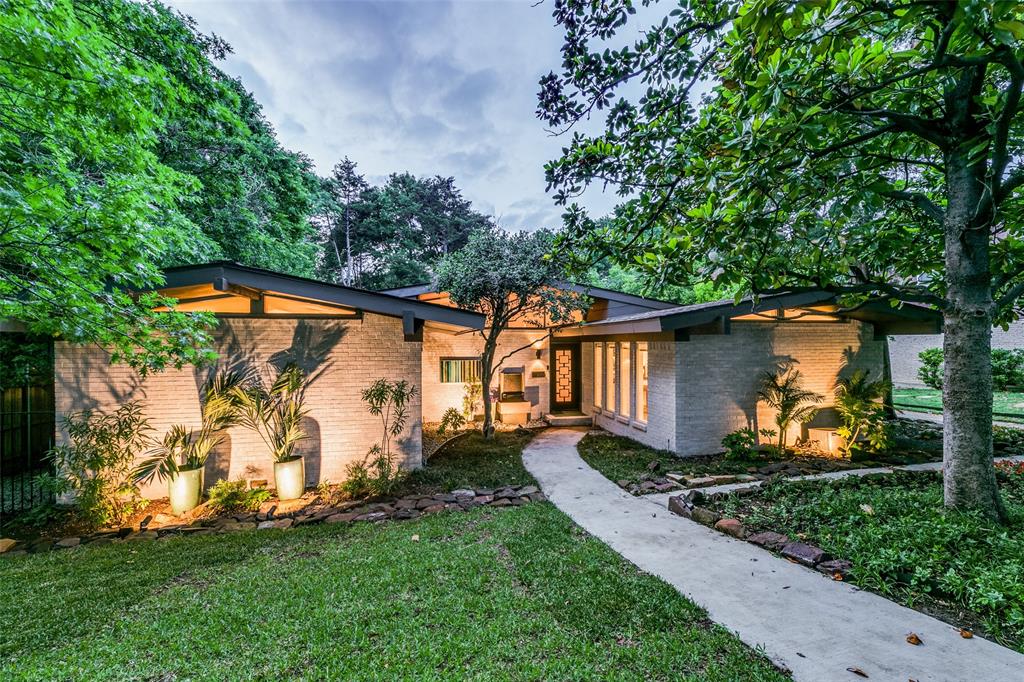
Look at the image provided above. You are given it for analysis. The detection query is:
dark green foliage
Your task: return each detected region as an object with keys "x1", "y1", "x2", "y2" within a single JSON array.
[
  {"x1": 206, "y1": 479, "x2": 271, "y2": 514},
  {"x1": 834, "y1": 369, "x2": 891, "y2": 456},
  {"x1": 757, "y1": 367, "x2": 822, "y2": 452},
  {"x1": 917, "y1": 348, "x2": 946, "y2": 390},
  {"x1": 43, "y1": 402, "x2": 153, "y2": 528},
  {"x1": 721, "y1": 428, "x2": 757, "y2": 461},
  {"x1": 710, "y1": 471, "x2": 1024, "y2": 650},
  {"x1": 341, "y1": 378, "x2": 417, "y2": 499},
  {"x1": 233, "y1": 364, "x2": 310, "y2": 464},
  {"x1": 399, "y1": 431, "x2": 537, "y2": 497},
  {"x1": 918, "y1": 348, "x2": 1024, "y2": 391},
  {"x1": 576, "y1": 434, "x2": 682, "y2": 484}
]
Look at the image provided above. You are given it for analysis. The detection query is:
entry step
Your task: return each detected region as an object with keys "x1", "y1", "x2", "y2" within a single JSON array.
[{"x1": 544, "y1": 413, "x2": 593, "y2": 427}]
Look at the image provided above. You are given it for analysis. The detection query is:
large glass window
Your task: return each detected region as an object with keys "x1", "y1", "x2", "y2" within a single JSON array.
[
  {"x1": 619, "y1": 342, "x2": 631, "y2": 419},
  {"x1": 636, "y1": 342, "x2": 649, "y2": 423},
  {"x1": 605, "y1": 342, "x2": 617, "y2": 413},
  {"x1": 593, "y1": 343, "x2": 603, "y2": 409},
  {"x1": 440, "y1": 358, "x2": 481, "y2": 383}
]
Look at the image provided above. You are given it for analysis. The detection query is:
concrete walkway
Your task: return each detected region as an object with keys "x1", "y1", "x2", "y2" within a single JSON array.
[{"x1": 523, "y1": 428, "x2": 1024, "y2": 682}]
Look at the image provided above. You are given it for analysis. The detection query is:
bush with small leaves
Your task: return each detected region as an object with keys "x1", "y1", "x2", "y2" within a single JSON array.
[{"x1": 207, "y1": 479, "x2": 271, "y2": 514}]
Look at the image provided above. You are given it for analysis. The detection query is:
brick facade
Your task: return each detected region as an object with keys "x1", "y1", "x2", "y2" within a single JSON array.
[
  {"x1": 420, "y1": 328, "x2": 549, "y2": 422},
  {"x1": 55, "y1": 314, "x2": 423, "y2": 498},
  {"x1": 578, "y1": 319, "x2": 885, "y2": 457}
]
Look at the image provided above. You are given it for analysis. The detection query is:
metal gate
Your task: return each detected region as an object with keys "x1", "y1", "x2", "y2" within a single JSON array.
[{"x1": 0, "y1": 336, "x2": 55, "y2": 518}]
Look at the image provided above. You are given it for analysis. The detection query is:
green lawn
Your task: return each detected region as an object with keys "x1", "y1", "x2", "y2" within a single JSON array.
[
  {"x1": 0, "y1": 504, "x2": 785, "y2": 680},
  {"x1": 894, "y1": 387, "x2": 1024, "y2": 423},
  {"x1": 705, "y1": 467, "x2": 1024, "y2": 652},
  {"x1": 398, "y1": 430, "x2": 536, "y2": 496}
]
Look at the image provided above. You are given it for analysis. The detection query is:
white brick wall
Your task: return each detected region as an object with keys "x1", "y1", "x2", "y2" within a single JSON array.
[
  {"x1": 578, "y1": 320, "x2": 884, "y2": 458},
  {"x1": 677, "y1": 320, "x2": 884, "y2": 456},
  {"x1": 55, "y1": 314, "x2": 423, "y2": 498},
  {"x1": 420, "y1": 328, "x2": 549, "y2": 422}
]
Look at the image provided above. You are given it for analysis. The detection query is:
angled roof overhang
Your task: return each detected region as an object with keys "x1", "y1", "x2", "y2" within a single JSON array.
[
  {"x1": 554, "y1": 291, "x2": 942, "y2": 339},
  {"x1": 152, "y1": 262, "x2": 485, "y2": 334}
]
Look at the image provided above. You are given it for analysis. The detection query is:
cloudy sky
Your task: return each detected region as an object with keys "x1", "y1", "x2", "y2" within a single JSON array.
[{"x1": 167, "y1": 0, "x2": 644, "y2": 230}]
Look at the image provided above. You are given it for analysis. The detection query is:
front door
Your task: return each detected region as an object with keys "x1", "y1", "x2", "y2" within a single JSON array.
[{"x1": 550, "y1": 343, "x2": 581, "y2": 412}]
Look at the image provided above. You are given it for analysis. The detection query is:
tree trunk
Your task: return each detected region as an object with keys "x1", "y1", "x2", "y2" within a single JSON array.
[
  {"x1": 942, "y1": 154, "x2": 1006, "y2": 522},
  {"x1": 480, "y1": 342, "x2": 496, "y2": 439},
  {"x1": 343, "y1": 203, "x2": 355, "y2": 287}
]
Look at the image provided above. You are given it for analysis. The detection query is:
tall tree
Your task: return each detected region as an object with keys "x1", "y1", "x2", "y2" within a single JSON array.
[
  {"x1": 0, "y1": 0, "x2": 214, "y2": 372},
  {"x1": 316, "y1": 158, "x2": 369, "y2": 285},
  {"x1": 539, "y1": 1, "x2": 1024, "y2": 520},
  {"x1": 435, "y1": 228, "x2": 585, "y2": 437}
]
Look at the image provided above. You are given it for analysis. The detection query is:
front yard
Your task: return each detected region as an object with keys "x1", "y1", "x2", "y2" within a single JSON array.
[
  {"x1": 0, "y1": 431, "x2": 786, "y2": 681},
  {"x1": 894, "y1": 387, "x2": 1024, "y2": 423},
  {"x1": 702, "y1": 466, "x2": 1024, "y2": 652}
]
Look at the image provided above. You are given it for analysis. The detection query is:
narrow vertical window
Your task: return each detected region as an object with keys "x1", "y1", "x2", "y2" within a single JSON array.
[
  {"x1": 605, "y1": 342, "x2": 617, "y2": 413},
  {"x1": 619, "y1": 342, "x2": 631, "y2": 419},
  {"x1": 636, "y1": 342, "x2": 648, "y2": 423},
  {"x1": 593, "y1": 343, "x2": 603, "y2": 409}
]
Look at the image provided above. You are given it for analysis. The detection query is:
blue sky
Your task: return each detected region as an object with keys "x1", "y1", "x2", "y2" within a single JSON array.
[{"x1": 168, "y1": 0, "x2": 637, "y2": 231}]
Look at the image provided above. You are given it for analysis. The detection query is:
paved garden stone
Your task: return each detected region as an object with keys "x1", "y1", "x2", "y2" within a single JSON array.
[
  {"x1": 690, "y1": 507, "x2": 720, "y2": 527},
  {"x1": 714, "y1": 518, "x2": 746, "y2": 539},
  {"x1": 523, "y1": 427, "x2": 1024, "y2": 682},
  {"x1": 325, "y1": 512, "x2": 357, "y2": 523},
  {"x1": 0, "y1": 538, "x2": 17, "y2": 553},
  {"x1": 257, "y1": 521, "x2": 276, "y2": 530},
  {"x1": 747, "y1": 531, "x2": 789, "y2": 551},
  {"x1": 781, "y1": 541, "x2": 828, "y2": 566},
  {"x1": 55, "y1": 537, "x2": 81, "y2": 549},
  {"x1": 817, "y1": 559, "x2": 853, "y2": 578}
]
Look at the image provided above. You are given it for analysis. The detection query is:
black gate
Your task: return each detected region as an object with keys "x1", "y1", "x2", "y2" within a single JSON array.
[{"x1": 0, "y1": 335, "x2": 55, "y2": 518}]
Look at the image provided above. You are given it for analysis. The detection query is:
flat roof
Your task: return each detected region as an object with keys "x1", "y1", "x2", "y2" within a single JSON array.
[{"x1": 155, "y1": 262, "x2": 486, "y2": 330}]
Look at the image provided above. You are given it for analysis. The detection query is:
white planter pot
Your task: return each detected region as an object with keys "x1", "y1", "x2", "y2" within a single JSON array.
[
  {"x1": 168, "y1": 467, "x2": 203, "y2": 515},
  {"x1": 274, "y1": 457, "x2": 305, "y2": 501}
]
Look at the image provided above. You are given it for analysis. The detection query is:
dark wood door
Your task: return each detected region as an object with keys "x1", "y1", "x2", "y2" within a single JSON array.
[{"x1": 550, "y1": 343, "x2": 581, "y2": 412}]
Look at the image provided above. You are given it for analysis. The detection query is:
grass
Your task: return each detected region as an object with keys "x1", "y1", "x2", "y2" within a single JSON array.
[
  {"x1": 704, "y1": 467, "x2": 1024, "y2": 652},
  {"x1": 397, "y1": 430, "x2": 537, "y2": 496},
  {"x1": 0, "y1": 504, "x2": 786, "y2": 680},
  {"x1": 894, "y1": 387, "x2": 1024, "y2": 423}
]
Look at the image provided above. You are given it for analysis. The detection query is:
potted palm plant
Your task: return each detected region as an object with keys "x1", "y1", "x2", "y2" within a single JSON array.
[
  {"x1": 234, "y1": 363, "x2": 309, "y2": 501},
  {"x1": 133, "y1": 372, "x2": 244, "y2": 514}
]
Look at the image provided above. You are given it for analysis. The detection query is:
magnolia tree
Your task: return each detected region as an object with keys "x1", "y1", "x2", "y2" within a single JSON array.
[
  {"x1": 435, "y1": 228, "x2": 586, "y2": 437},
  {"x1": 538, "y1": 1, "x2": 1024, "y2": 521}
]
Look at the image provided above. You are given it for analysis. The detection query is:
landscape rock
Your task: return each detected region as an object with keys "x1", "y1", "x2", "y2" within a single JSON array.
[
  {"x1": 714, "y1": 518, "x2": 746, "y2": 538},
  {"x1": 421, "y1": 504, "x2": 446, "y2": 514},
  {"x1": 816, "y1": 559, "x2": 853, "y2": 578},
  {"x1": 394, "y1": 509, "x2": 420, "y2": 520},
  {"x1": 451, "y1": 489, "x2": 475, "y2": 498},
  {"x1": 55, "y1": 537, "x2": 81, "y2": 549},
  {"x1": 710, "y1": 475, "x2": 738, "y2": 485},
  {"x1": 416, "y1": 498, "x2": 437, "y2": 510},
  {"x1": 616, "y1": 480, "x2": 631, "y2": 488},
  {"x1": 665, "y1": 472, "x2": 686, "y2": 483},
  {"x1": 257, "y1": 521, "x2": 276, "y2": 530},
  {"x1": 473, "y1": 495, "x2": 494, "y2": 504},
  {"x1": 747, "y1": 531, "x2": 790, "y2": 551},
  {"x1": 528, "y1": 492, "x2": 546, "y2": 502},
  {"x1": 517, "y1": 485, "x2": 539, "y2": 496},
  {"x1": 654, "y1": 482, "x2": 678, "y2": 493},
  {"x1": 325, "y1": 512, "x2": 357, "y2": 524},
  {"x1": 667, "y1": 495, "x2": 694, "y2": 518},
  {"x1": 690, "y1": 507, "x2": 721, "y2": 527},
  {"x1": 490, "y1": 498, "x2": 512, "y2": 507},
  {"x1": 646, "y1": 459, "x2": 661, "y2": 472},
  {"x1": 354, "y1": 512, "x2": 388, "y2": 522},
  {"x1": 395, "y1": 498, "x2": 418, "y2": 510},
  {"x1": 124, "y1": 530, "x2": 159, "y2": 541},
  {"x1": 781, "y1": 541, "x2": 829, "y2": 566},
  {"x1": 684, "y1": 476, "x2": 717, "y2": 488},
  {"x1": 0, "y1": 538, "x2": 17, "y2": 553}
]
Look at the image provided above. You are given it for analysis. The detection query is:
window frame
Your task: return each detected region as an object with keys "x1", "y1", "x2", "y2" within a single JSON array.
[
  {"x1": 635, "y1": 342, "x2": 648, "y2": 425},
  {"x1": 593, "y1": 342, "x2": 604, "y2": 409},
  {"x1": 439, "y1": 357, "x2": 482, "y2": 384}
]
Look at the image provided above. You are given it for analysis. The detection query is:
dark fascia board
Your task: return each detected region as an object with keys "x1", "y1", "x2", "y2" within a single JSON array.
[
  {"x1": 379, "y1": 279, "x2": 679, "y2": 310},
  {"x1": 158, "y1": 262, "x2": 485, "y2": 330},
  {"x1": 556, "y1": 281, "x2": 680, "y2": 310},
  {"x1": 655, "y1": 291, "x2": 836, "y2": 330}
]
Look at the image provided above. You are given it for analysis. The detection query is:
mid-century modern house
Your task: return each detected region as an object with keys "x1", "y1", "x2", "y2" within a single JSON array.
[{"x1": 54, "y1": 262, "x2": 941, "y2": 497}]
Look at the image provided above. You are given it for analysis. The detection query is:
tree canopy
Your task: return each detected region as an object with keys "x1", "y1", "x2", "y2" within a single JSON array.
[{"x1": 539, "y1": 0, "x2": 1024, "y2": 520}]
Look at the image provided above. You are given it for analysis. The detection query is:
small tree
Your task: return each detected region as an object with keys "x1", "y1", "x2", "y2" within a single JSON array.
[
  {"x1": 435, "y1": 227, "x2": 587, "y2": 437},
  {"x1": 343, "y1": 378, "x2": 417, "y2": 498},
  {"x1": 233, "y1": 364, "x2": 310, "y2": 464},
  {"x1": 757, "y1": 367, "x2": 823, "y2": 452}
]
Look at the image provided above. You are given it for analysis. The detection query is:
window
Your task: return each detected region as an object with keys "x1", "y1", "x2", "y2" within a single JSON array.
[
  {"x1": 605, "y1": 342, "x2": 617, "y2": 413},
  {"x1": 619, "y1": 342, "x2": 631, "y2": 419},
  {"x1": 636, "y1": 342, "x2": 648, "y2": 423},
  {"x1": 593, "y1": 343, "x2": 603, "y2": 409},
  {"x1": 440, "y1": 358, "x2": 481, "y2": 384}
]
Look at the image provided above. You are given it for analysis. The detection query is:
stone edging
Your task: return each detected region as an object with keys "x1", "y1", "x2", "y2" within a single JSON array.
[{"x1": 0, "y1": 484, "x2": 546, "y2": 557}]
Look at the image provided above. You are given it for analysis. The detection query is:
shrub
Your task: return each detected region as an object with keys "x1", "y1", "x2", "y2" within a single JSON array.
[
  {"x1": 233, "y1": 363, "x2": 310, "y2": 463},
  {"x1": 757, "y1": 366, "x2": 823, "y2": 452},
  {"x1": 834, "y1": 369, "x2": 890, "y2": 456},
  {"x1": 46, "y1": 402, "x2": 153, "y2": 528},
  {"x1": 917, "y1": 348, "x2": 944, "y2": 389},
  {"x1": 437, "y1": 407, "x2": 467, "y2": 435},
  {"x1": 341, "y1": 378, "x2": 417, "y2": 499},
  {"x1": 462, "y1": 381, "x2": 482, "y2": 420},
  {"x1": 721, "y1": 428, "x2": 756, "y2": 460},
  {"x1": 918, "y1": 347, "x2": 1024, "y2": 391},
  {"x1": 207, "y1": 479, "x2": 271, "y2": 514}
]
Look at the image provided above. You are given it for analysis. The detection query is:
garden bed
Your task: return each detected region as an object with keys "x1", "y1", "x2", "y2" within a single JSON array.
[
  {"x1": 681, "y1": 465, "x2": 1024, "y2": 652},
  {"x1": 2, "y1": 431, "x2": 541, "y2": 552}
]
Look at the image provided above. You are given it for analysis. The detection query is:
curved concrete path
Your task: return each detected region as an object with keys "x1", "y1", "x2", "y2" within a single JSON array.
[{"x1": 523, "y1": 428, "x2": 1024, "y2": 682}]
